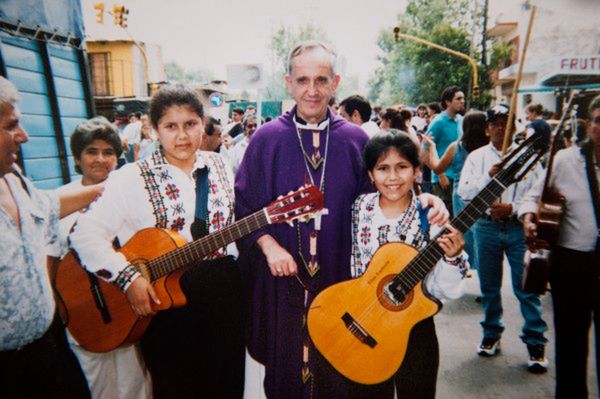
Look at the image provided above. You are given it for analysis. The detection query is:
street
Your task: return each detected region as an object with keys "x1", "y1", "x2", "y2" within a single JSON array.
[{"x1": 437, "y1": 264, "x2": 598, "y2": 398}]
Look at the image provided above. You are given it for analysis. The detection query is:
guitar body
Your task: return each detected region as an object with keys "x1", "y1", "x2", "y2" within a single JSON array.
[
  {"x1": 536, "y1": 192, "x2": 565, "y2": 244},
  {"x1": 522, "y1": 191, "x2": 564, "y2": 295},
  {"x1": 54, "y1": 228, "x2": 188, "y2": 353},
  {"x1": 307, "y1": 242, "x2": 441, "y2": 385}
]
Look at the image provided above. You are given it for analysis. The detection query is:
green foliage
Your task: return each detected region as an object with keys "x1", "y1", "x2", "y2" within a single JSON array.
[
  {"x1": 165, "y1": 62, "x2": 215, "y2": 84},
  {"x1": 369, "y1": 0, "x2": 495, "y2": 108},
  {"x1": 264, "y1": 23, "x2": 329, "y2": 100},
  {"x1": 489, "y1": 40, "x2": 514, "y2": 71}
]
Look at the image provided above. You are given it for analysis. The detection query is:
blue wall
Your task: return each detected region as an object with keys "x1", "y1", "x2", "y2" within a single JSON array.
[{"x1": 0, "y1": 33, "x2": 92, "y2": 189}]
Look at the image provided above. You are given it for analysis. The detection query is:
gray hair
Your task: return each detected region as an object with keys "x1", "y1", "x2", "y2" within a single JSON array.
[
  {"x1": 0, "y1": 77, "x2": 20, "y2": 114},
  {"x1": 589, "y1": 94, "x2": 600, "y2": 117},
  {"x1": 287, "y1": 41, "x2": 337, "y2": 76}
]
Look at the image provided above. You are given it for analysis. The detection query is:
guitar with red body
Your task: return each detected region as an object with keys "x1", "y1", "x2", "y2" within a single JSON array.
[{"x1": 53, "y1": 185, "x2": 323, "y2": 353}]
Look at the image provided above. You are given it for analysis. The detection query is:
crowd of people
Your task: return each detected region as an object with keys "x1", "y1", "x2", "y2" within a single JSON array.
[{"x1": 0, "y1": 39, "x2": 599, "y2": 399}]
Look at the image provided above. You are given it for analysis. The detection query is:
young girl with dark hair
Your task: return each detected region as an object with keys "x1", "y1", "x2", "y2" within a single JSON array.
[
  {"x1": 350, "y1": 130, "x2": 468, "y2": 398},
  {"x1": 70, "y1": 84, "x2": 244, "y2": 398}
]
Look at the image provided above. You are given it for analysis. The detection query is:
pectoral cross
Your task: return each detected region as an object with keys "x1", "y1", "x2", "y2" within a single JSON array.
[
  {"x1": 307, "y1": 131, "x2": 323, "y2": 169},
  {"x1": 313, "y1": 208, "x2": 328, "y2": 231},
  {"x1": 304, "y1": 208, "x2": 328, "y2": 277}
]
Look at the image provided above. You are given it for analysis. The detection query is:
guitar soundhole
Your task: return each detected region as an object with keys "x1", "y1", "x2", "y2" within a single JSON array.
[{"x1": 377, "y1": 275, "x2": 413, "y2": 311}]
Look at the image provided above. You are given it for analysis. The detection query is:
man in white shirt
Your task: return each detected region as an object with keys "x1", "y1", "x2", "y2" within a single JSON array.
[
  {"x1": 230, "y1": 114, "x2": 258, "y2": 174},
  {"x1": 339, "y1": 95, "x2": 380, "y2": 137},
  {"x1": 122, "y1": 112, "x2": 142, "y2": 162},
  {"x1": 457, "y1": 104, "x2": 548, "y2": 373},
  {"x1": 519, "y1": 95, "x2": 600, "y2": 397}
]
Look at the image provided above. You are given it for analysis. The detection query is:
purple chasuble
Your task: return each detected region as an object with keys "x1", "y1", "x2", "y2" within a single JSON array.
[{"x1": 235, "y1": 106, "x2": 372, "y2": 399}]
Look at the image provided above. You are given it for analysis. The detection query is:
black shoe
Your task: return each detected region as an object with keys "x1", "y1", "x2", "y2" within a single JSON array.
[
  {"x1": 475, "y1": 296, "x2": 482, "y2": 303},
  {"x1": 527, "y1": 344, "x2": 548, "y2": 373},
  {"x1": 477, "y1": 337, "x2": 500, "y2": 356}
]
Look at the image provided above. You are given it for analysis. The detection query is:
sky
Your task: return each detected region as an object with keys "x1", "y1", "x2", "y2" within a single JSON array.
[{"x1": 82, "y1": 0, "x2": 523, "y2": 92}]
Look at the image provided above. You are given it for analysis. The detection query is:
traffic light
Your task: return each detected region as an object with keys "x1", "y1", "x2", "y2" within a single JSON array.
[
  {"x1": 120, "y1": 7, "x2": 129, "y2": 28},
  {"x1": 113, "y1": 5, "x2": 129, "y2": 28},
  {"x1": 93, "y1": 2, "x2": 104, "y2": 24}
]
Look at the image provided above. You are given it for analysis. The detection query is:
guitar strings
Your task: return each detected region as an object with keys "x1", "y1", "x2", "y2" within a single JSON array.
[{"x1": 350, "y1": 173, "x2": 509, "y2": 325}]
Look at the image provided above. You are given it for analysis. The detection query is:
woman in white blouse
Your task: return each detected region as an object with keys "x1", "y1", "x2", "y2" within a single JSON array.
[
  {"x1": 350, "y1": 130, "x2": 468, "y2": 399},
  {"x1": 69, "y1": 85, "x2": 244, "y2": 398},
  {"x1": 50, "y1": 117, "x2": 151, "y2": 399}
]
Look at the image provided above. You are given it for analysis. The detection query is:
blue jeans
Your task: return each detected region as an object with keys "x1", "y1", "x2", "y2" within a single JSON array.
[
  {"x1": 453, "y1": 190, "x2": 478, "y2": 270},
  {"x1": 474, "y1": 218, "x2": 547, "y2": 345}
]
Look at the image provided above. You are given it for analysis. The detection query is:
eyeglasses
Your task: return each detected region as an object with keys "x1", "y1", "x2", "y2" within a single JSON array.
[{"x1": 246, "y1": 124, "x2": 257, "y2": 129}]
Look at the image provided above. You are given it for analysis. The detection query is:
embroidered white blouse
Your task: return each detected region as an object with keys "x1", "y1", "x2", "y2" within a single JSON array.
[
  {"x1": 70, "y1": 149, "x2": 238, "y2": 292},
  {"x1": 351, "y1": 192, "x2": 468, "y2": 301}
]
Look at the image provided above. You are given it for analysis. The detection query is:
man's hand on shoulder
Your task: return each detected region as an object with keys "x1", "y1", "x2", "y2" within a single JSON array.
[{"x1": 417, "y1": 193, "x2": 449, "y2": 226}]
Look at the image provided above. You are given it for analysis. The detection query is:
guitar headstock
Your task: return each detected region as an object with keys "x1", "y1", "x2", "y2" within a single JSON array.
[{"x1": 265, "y1": 185, "x2": 324, "y2": 225}]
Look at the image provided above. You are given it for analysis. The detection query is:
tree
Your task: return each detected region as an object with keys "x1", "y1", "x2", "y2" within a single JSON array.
[
  {"x1": 165, "y1": 61, "x2": 215, "y2": 84},
  {"x1": 264, "y1": 23, "x2": 331, "y2": 101},
  {"x1": 369, "y1": 0, "x2": 495, "y2": 108},
  {"x1": 264, "y1": 24, "x2": 362, "y2": 102}
]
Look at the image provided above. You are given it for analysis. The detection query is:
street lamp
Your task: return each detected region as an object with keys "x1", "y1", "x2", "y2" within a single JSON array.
[{"x1": 393, "y1": 26, "x2": 479, "y2": 100}]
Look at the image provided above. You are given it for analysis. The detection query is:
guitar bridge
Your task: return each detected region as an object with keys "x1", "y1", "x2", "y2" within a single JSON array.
[{"x1": 342, "y1": 312, "x2": 377, "y2": 348}]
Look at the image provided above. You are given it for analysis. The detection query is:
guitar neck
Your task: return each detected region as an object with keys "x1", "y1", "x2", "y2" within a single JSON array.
[
  {"x1": 395, "y1": 173, "x2": 511, "y2": 290},
  {"x1": 147, "y1": 209, "x2": 268, "y2": 280}
]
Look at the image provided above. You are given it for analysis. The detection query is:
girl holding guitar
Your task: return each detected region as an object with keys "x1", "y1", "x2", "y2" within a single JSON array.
[
  {"x1": 349, "y1": 130, "x2": 468, "y2": 398},
  {"x1": 520, "y1": 95, "x2": 600, "y2": 398},
  {"x1": 69, "y1": 85, "x2": 245, "y2": 398}
]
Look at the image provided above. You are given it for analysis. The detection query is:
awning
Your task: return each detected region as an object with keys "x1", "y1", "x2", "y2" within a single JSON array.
[
  {"x1": 519, "y1": 83, "x2": 600, "y2": 93},
  {"x1": 0, "y1": 0, "x2": 84, "y2": 47},
  {"x1": 538, "y1": 56, "x2": 600, "y2": 87}
]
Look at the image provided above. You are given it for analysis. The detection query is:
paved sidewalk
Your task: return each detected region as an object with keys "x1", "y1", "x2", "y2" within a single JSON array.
[{"x1": 436, "y1": 265, "x2": 598, "y2": 398}]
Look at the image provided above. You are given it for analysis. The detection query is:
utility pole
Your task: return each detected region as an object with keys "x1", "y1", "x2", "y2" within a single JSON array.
[{"x1": 481, "y1": 0, "x2": 489, "y2": 67}]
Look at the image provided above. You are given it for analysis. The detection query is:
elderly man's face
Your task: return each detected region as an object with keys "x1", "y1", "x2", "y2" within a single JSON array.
[
  {"x1": 285, "y1": 49, "x2": 340, "y2": 124},
  {"x1": 244, "y1": 119, "x2": 257, "y2": 138},
  {"x1": 0, "y1": 105, "x2": 28, "y2": 176}
]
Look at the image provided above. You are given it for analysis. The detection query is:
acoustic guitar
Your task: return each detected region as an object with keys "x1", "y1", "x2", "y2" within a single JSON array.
[
  {"x1": 522, "y1": 94, "x2": 578, "y2": 295},
  {"x1": 307, "y1": 133, "x2": 548, "y2": 384},
  {"x1": 54, "y1": 185, "x2": 323, "y2": 353}
]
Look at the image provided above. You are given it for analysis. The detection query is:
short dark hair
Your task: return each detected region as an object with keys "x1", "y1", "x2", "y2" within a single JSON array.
[
  {"x1": 149, "y1": 84, "x2": 204, "y2": 128},
  {"x1": 232, "y1": 107, "x2": 244, "y2": 115},
  {"x1": 134, "y1": 111, "x2": 143, "y2": 119},
  {"x1": 440, "y1": 86, "x2": 463, "y2": 110},
  {"x1": 588, "y1": 94, "x2": 600, "y2": 116},
  {"x1": 340, "y1": 95, "x2": 372, "y2": 123},
  {"x1": 461, "y1": 111, "x2": 488, "y2": 153},
  {"x1": 205, "y1": 116, "x2": 221, "y2": 136},
  {"x1": 525, "y1": 103, "x2": 544, "y2": 116},
  {"x1": 382, "y1": 108, "x2": 409, "y2": 131},
  {"x1": 427, "y1": 102, "x2": 441, "y2": 114},
  {"x1": 363, "y1": 130, "x2": 420, "y2": 171},
  {"x1": 417, "y1": 104, "x2": 427, "y2": 112},
  {"x1": 70, "y1": 116, "x2": 122, "y2": 174}
]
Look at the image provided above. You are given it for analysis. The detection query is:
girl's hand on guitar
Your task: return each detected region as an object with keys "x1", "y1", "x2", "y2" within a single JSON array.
[
  {"x1": 257, "y1": 234, "x2": 298, "y2": 277},
  {"x1": 436, "y1": 224, "x2": 465, "y2": 258},
  {"x1": 417, "y1": 193, "x2": 449, "y2": 226},
  {"x1": 125, "y1": 276, "x2": 161, "y2": 317}
]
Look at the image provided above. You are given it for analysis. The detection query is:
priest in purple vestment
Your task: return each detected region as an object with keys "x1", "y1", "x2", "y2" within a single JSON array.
[{"x1": 235, "y1": 41, "x2": 447, "y2": 399}]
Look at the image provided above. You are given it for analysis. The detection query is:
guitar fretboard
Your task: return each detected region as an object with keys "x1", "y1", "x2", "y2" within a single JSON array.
[
  {"x1": 146, "y1": 210, "x2": 268, "y2": 280},
  {"x1": 390, "y1": 143, "x2": 540, "y2": 294}
]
